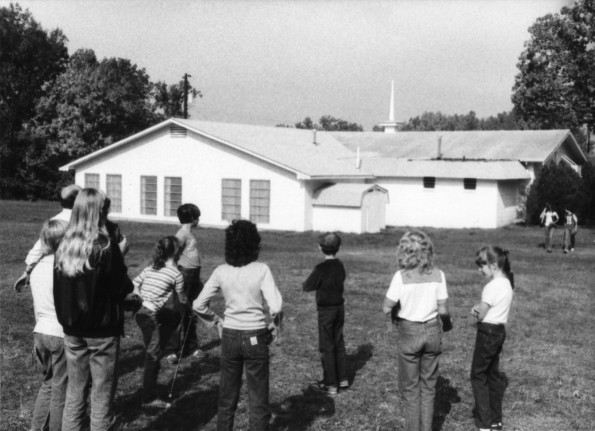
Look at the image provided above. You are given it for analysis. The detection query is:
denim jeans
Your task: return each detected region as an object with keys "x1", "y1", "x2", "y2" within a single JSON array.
[
  {"x1": 135, "y1": 306, "x2": 181, "y2": 403},
  {"x1": 545, "y1": 224, "x2": 556, "y2": 251},
  {"x1": 62, "y1": 335, "x2": 120, "y2": 431},
  {"x1": 563, "y1": 226, "x2": 576, "y2": 250},
  {"x1": 217, "y1": 328, "x2": 271, "y2": 431},
  {"x1": 168, "y1": 267, "x2": 202, "y2": 354},
  {"x1": 471, "y1": 322, "x2": 506, "y2": 429},
  {"x1": 31, "y1": 333, "x2": 68, "y2": 431},
  {"x1": 317, "y1": 305, "x2": 347, "y2": 387},
  {"x1": 397, "y1": 318, "x2": 442, "y2": 431}
]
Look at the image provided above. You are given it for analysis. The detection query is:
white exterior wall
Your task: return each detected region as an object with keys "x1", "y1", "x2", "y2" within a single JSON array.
[
  {"x1": 377, "y1": 177, "x2": 499, "y2": 228},
  {"x1": 496, "y1": 180, "x2": 523, "y2": 227},
  {"x1": 73, "y1": 129, "x2": 309, "y2": 231},
  {"x1": 312, "y1": 206, "x2": 362, "y2": 233}
]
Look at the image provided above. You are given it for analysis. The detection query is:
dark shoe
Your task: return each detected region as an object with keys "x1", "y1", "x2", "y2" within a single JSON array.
[{"x1": 309, "y1": 382, "x2": 337, "y2": 396}]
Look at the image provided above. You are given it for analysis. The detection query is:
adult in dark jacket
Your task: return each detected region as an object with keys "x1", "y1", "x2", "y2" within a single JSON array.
[{"x1": 54, "y1": 188, "x2": 133, "y2": 431}]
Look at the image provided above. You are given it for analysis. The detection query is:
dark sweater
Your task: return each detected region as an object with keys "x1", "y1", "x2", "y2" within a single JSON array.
[
  {"x1": 302, "y1": 258, "x2": 345, "y2": 307},
  {"x1": 54, "y1": 234, "x2": 133, "y2": 338}
]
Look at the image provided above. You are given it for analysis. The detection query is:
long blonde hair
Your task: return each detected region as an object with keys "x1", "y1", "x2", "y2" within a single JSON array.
[
  {"x1": 397, "y1": 230, "x2": 434, "y2": 274},
  {"x1": 56, "y1": 188, "x2": 110, "y2": 276}
]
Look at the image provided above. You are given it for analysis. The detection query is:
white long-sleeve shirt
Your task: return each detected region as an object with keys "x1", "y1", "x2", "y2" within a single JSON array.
[
  {"x1": 193, "y1": 261, "x2": 282, "y2": 330},
  {"x1": 30, "y1": 255, "x2": 64, "y2": 338},
  {"x1": 25, "y1": 209, "x2": 71, "y2": 268}
]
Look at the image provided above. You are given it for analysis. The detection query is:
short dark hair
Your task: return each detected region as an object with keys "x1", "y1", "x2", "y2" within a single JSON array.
[
  {"x1": 318, "y1": 232, "x2": 341, "y2": 255},
  {"x1": 225, "y1": 220, "x2": 261, "y2": 267},
  {"x1": 177, "y1": 203, "x2": 200, "y2": 224},
  {"x1": 60, "y1": 185, "x2": 81, "y2": 210}
]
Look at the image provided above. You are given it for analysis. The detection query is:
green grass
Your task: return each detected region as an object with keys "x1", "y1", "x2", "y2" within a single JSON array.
[{"x1": 1, "y1": 200, "x2": 594, "y2": 431}]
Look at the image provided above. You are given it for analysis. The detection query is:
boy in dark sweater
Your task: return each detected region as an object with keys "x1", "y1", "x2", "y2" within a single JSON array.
[{"x1": 303, "y1": 232, "x2": 349, "y2": 396}]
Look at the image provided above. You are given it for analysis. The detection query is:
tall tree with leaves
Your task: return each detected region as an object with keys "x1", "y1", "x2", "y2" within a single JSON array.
[
  {"x1": 28, "y1": 49, "x2": 160, "y2": 159},
  {"x1": 153, "y1": 78, "x2": 202, "y2": 118},
  {"x1": 0, "y1": 3, "x2": 68, "y2": 197},
  {"x1": 20, "y1": 49, "x2": 163, "y2": 198},
  {"x1": 512, "y1": 0, "x2": 595, "y2": 152}
]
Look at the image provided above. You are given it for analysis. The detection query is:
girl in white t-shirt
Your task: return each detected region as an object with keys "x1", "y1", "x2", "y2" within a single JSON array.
[
  {"x1": 471, "y1": 246, "x2": 514, "y2": 431},
  {"x1": 382, "y1": 230, "x2": 452, "y2": 431}
]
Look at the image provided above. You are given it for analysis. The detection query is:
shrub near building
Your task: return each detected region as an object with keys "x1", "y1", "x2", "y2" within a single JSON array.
[{"x1": 526, "y1": 162, "x2": 594, "y2": 225}]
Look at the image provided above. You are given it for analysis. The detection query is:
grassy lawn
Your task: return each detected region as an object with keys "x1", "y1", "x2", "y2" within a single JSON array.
[{"x1": 1, "y1": 200, "x2": 594, "y2": 431}]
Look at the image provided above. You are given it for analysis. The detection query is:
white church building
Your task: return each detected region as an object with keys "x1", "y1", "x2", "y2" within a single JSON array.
[{"x1": 59, "y1": 86, "x2": 587, "y2": 233}]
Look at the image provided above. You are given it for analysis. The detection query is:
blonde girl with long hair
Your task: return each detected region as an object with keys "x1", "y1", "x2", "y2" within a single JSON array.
[{"x1": 53, "y1": 188, "x2": 133, "y2": 431}]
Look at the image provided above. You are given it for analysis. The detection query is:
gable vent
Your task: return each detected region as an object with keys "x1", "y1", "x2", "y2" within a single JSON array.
[{"x1": 170, "y1": 125, "x2": 187, "y2": 138}]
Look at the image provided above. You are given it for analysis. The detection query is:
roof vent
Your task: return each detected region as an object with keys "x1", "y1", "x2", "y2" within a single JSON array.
[{"x1": 170, "y1": 125, "x2": 187, "y2": 138}]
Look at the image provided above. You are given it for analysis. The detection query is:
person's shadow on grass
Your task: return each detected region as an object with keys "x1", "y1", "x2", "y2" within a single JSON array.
[
  {"x1": 432, "y1": 375, "x2": 461, "y2": 430},
  {"x1": 270, "y1": 386, "x2": 336, "y2": 431},
  {"x1": 116, "y1": 356, "x2": 220, "y2": 428},
  {"x1": 346, "y1": 342, "x2": 374, "y2": 386}
]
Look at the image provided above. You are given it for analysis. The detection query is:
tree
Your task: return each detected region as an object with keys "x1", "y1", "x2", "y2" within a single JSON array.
[
  {"x1": 153, "y1": 78, "x2": 202, "y2": 118},
  {"x1": 295, "y1": 115, "x2": 363, "y2": 131},
  {"x1": 18, "y1": 49, "x2": 164, "y2": 198},
  {"x1": 28, "y1": 49, "x2": 160, "y2": 160},
  {"x1": 400, "y1": 111, "x2": 521, "y2": 131},
  {"x1": 512, "y1": 0, "x2": 595, "y2": 153},
  {"x1": 525, "y1": 162, "x2": 591, "y2": 225},
  {"x1": 0, "y1": 3, "x2": 68, "y2": 197}
]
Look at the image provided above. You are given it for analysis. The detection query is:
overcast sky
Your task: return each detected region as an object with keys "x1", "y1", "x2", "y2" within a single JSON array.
[{"x1": 6, "y1": 0, "x2": 572, "y2": 129}]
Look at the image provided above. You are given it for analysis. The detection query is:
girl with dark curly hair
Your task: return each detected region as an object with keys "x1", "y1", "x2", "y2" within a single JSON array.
[{"x1": 194, "y1": 220, "x2": 283, "y2": 431}]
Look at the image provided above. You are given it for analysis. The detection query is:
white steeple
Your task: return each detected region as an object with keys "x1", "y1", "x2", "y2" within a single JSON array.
[{"x1": 378, "y1": 80, "x2": 399, "y2": 133}]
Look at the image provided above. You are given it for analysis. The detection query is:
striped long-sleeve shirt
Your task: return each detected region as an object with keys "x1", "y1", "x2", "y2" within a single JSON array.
[{"x1": 133, "y1": 264, "x2": 186, "y2": 311}]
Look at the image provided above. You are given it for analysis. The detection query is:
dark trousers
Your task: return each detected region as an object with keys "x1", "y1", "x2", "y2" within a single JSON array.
[
  {"x1": 317, "y1": 305, "x2": 347, "y2": 388},
  {"x1": 168, "y1": 267, "x2": 202, "y2": 354},
  {"x1": 217, "y1": 328, "x2": 270, "y2": 431},
  {"x1": 471, "y1": 322, "x2": 506, "y2": 429},
  {"x1": 136, "y1": 306, "x2": 181, "y2": 403}
]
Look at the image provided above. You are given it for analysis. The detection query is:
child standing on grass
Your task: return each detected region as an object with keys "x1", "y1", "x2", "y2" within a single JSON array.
[
  {"x1": 562, "y1": 209, "x2": 578, "y2": 253},
  {"x1": 303, "y1": 232, "x2": 348, "y2": 396},
  {"x1": 193, "y1": 219, "x2": 283, "y2": 431},
  {"x1": 539, "y1": 203, "x2": 559, "y2": 253},
  {"x1": 29, "y1": 219, "x2": 68, "y2": 431},
  {"x1": 133, "y1": 236, "x2": 188, "y2": 408},
  {"x1": 471, "y1": 246, "x2": 515, "y2": 431},
  {"x1": 167, "y1": 203, "x2": 207, "y2": 363},
  {"x1": 382, "y1": 230, "x2": 452, "y2": 431}
]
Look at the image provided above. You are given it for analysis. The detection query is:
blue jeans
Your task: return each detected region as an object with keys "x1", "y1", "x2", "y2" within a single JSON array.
[
  {"x1": 31, "y1": 333, "x2": 68, "y2": 431},
  {"x1": 62, "y1": 335, "x2": 120, "y2": 431},
  {"x1": 317, "y1": 305, "x2": 347, "y2": 387},
  {"x1": 545, "y1": 224, "x2": 556, "y2": 251},
  {"x1": 218, "y1": 328, "x2": 271, "y2": 431},
  {"x1": 135, "y1": 306, "x2": 181, "y2": 403},
  {"x1": 397, "y1": 318, "x2": 442, "y2": 431},
  {"x1": 563, "y1": 226, "x2": 576, "y2": 250},
  {"x1": 168, "y1": 267, "x2": 202, "y2": 354},
  {"x1": 471, "y1": 322, "x2": 506, "y2": 429}
]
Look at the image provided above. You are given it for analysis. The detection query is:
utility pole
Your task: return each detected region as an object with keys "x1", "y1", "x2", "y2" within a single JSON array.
[{"x1": 183, "y1": 73, "x2": 191, "y2": 119}]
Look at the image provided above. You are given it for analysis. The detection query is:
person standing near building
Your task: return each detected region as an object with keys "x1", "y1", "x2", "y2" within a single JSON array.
[
  {"x1": 539, "y1": 203, "x2": 559, "y2": 253},
  {"x1": 562, "y1": 209, "x2": 578, "y2": 253}
]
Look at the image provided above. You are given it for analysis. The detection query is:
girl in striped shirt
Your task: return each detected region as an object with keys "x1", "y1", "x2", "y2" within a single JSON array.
[{"x1": 133, "y1": 236, "x2": 188, "y2": 407}]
